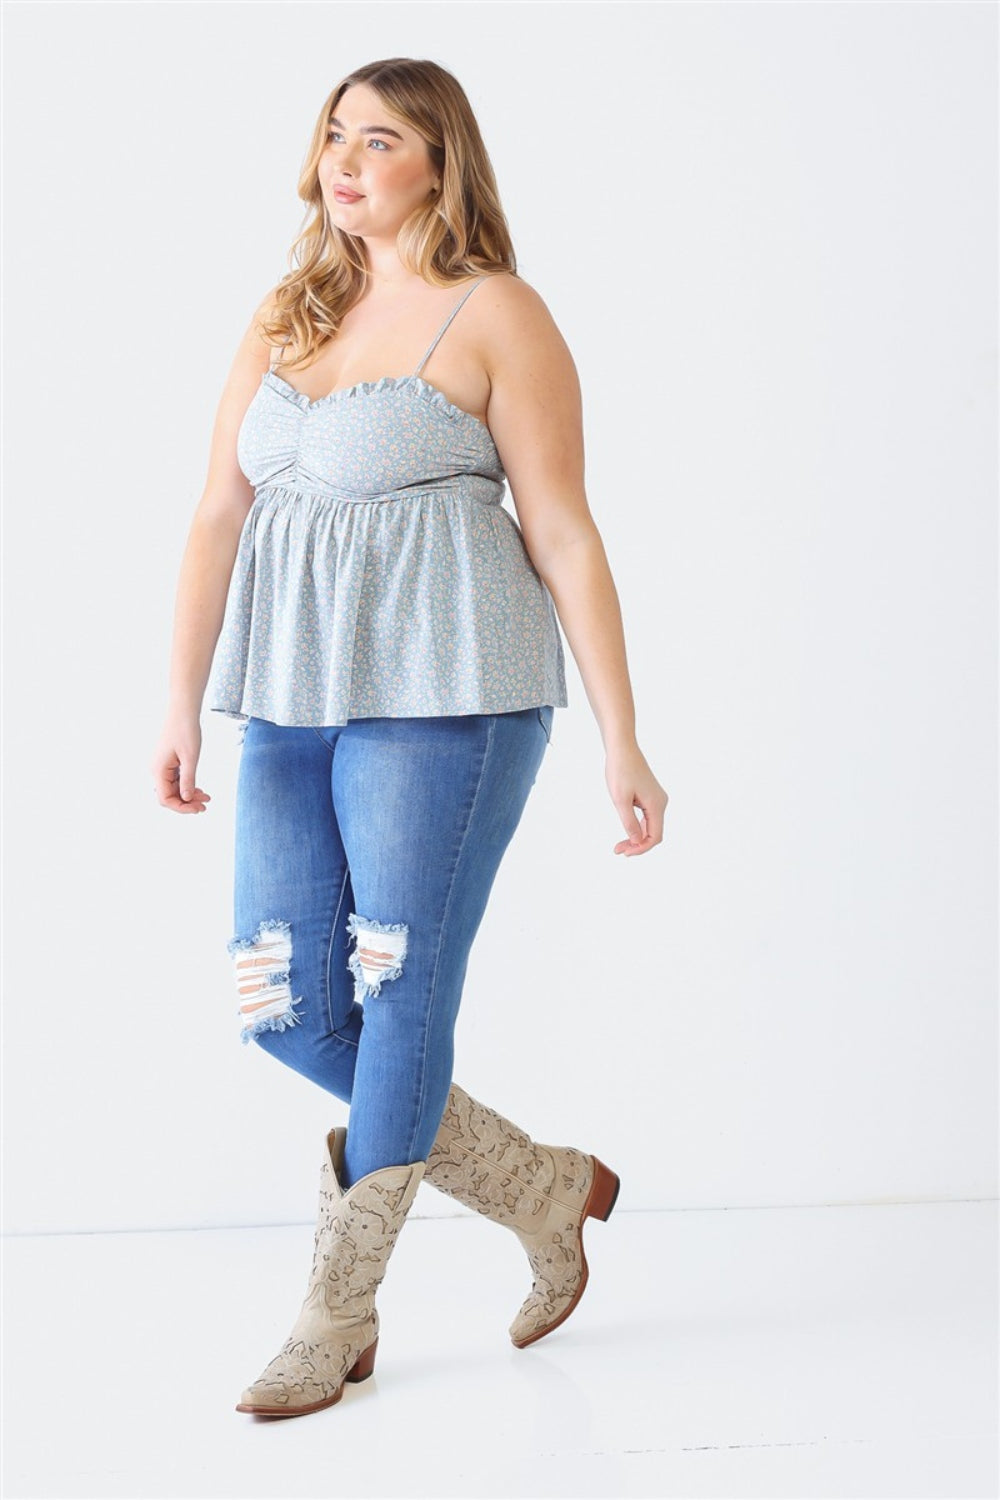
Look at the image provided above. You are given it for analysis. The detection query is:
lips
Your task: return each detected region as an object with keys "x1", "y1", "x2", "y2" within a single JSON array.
[{"x1": 334, "y1": 188, "x2": 363, "y2": 202}]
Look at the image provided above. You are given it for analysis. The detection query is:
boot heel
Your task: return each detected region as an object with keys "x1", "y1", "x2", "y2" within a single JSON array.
[
  {"x1": 585, "y1": 1156, "x2": 621, "y2": 1222},
  {"x1": 346, "y1": 1337, "x2": 378, "y2": 1383}
]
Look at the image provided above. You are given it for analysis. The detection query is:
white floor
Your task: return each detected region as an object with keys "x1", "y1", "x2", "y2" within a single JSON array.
[{"x1": 2, "y1": 1200, "x2": 996, "y2": 1500}]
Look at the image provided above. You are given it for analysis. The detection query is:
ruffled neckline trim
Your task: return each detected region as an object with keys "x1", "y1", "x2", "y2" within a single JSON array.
[{"x1": 262, "y1": 369, "x2": 496, "y2": 444}]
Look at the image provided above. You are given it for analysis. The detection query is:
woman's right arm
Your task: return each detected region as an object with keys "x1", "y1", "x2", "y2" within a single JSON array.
[{"x1": 150, "y1": 286, "x2": 280, "y2": 814}]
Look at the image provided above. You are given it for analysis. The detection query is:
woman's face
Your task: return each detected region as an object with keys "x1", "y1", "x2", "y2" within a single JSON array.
[{"x1": 320, "y1": 82, "x2": 439, "y2": 239}]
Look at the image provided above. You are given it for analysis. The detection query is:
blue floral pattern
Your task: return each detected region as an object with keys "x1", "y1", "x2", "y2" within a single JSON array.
[{"x1": 206, "y1": 333, "x2": 569, "y2": 728}]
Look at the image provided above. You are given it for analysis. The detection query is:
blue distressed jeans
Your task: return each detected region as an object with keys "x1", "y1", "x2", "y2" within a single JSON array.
[{"x1": 227, "y1": 706, "x2": 554, "y2": 1188}]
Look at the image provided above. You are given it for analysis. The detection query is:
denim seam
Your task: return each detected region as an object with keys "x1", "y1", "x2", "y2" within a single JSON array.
[
  {"x1": 306, "y1": 724, "x2": 348, "y2": 1036},
  {"x1": 404, "y1": 716, "x2": 496, "y2": 1163},
  {"x1": 326, "y1": 864, "x2": 357, "y2": 1044},
  {"x1": 310, "y1": 725, "x2": 335, "y2": 756}
]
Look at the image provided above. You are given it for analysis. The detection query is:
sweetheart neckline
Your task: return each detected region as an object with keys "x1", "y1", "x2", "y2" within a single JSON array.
[{"x1": 262, "y1": 369, "x2": 494, "y2": 440}]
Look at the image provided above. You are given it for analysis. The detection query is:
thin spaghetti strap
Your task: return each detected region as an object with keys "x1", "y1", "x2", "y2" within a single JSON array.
[{"x1": 413, "y1": 276, "x2": 488, "y2": 377}]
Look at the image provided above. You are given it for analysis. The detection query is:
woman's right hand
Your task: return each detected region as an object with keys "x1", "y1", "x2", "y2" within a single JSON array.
[{"x1": 151, "y1": 714, "x2": 212, "y2": 814}]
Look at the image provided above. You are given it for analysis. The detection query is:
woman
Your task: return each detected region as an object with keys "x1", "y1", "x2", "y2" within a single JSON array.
[{"x1": 151, "y1": 56, "x2": 668, "y2": 1420}]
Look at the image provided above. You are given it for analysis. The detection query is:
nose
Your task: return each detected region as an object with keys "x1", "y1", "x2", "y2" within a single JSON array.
[{"x1": 330, "y1": 139, "x2": 363, "y2": 177}]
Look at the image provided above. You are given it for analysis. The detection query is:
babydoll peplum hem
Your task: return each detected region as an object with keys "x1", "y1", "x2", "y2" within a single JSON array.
[
  {"x1": 209, "y1": 694, "x2": 566, "y2": 731},
  {"x1": 205, "y1": 481, "x2": 569, "y2": 731}
]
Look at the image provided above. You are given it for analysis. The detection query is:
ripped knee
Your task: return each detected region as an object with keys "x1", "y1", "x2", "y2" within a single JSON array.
[
  {"x1": 347, "y1": 912, "x2": 409, "y2": 1000},
  {"x1": 227, "y1": 918, "x2": 304, "y2": 1045}
]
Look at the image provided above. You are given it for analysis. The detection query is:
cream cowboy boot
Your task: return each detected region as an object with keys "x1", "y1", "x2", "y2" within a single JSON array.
[
  {"x1": 425, "y1": 1083, "x2": 620, "y2": 1348},
  {"x1": 236, "y1": 1129, "x2": 425, "y2": 1418}
]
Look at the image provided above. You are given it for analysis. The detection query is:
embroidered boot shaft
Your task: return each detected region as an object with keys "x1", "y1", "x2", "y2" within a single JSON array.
[
  {"x1": 425, "y1": 1083, "x2": 620, "y2": 1347},
  {"x1": 236, "y1": 1130, "x2": 425, "y2": 1417}
]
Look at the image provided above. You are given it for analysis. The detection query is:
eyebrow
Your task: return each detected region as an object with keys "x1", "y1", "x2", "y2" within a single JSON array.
[{"x1": 328, "y1": 115, "x2": 405, "y2": 142}]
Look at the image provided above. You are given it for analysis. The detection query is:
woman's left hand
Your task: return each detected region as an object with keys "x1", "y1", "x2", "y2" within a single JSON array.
[{"x1": 605, "y1": 742, "x2": 669, "y2": 856}]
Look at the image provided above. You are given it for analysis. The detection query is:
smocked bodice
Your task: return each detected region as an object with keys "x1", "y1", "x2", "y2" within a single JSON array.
[{"x1": 240, "y1": 371, "x2": 505, "y2": 505}]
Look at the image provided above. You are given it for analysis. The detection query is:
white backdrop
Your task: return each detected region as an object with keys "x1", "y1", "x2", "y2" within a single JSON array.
[{"x1": 3, "y1": 2, "x2": 995, "y2": 1236}]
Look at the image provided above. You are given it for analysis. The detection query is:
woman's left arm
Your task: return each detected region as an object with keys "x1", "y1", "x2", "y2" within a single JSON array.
[{"x1": 480, "y1": 276, "x2": 669, "y2": 858}]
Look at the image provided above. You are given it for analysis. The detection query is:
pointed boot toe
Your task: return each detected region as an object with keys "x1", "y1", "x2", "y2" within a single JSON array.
[
  {"x1": 236, "y1": 1126, "x2": 422, "y2": 1419},
  {"x1": 235, "y1": 1331, "x2": 378, "y2": 1417}
]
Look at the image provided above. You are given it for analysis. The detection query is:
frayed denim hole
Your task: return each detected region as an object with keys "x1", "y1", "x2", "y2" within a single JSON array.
[
  {"x1": 228, "y1": 919, "x2": 304, "y2": 1044},
  {"x1": 346, "y1": 912, "x2": 409, "y2": 1000}
]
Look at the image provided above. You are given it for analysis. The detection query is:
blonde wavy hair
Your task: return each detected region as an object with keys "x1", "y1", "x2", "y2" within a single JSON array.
[{"x1": 262, "y1": 57, "x2": 519, "y2": 371}]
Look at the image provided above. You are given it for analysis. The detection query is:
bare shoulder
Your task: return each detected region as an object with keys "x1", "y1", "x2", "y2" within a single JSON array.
[
  {"x1": 476, "y1": 270, "x2": 551, "y2": 310},
  {"x1": 472, "y1": 273, "x2": 589, "y2": 568},
  {"x1": 473, "y1": 271, "x2": 578, "y2": 394},
  {"x1": 244, "y1": 282, "x2": 284, "y2": 366},
  {"x1": 215, "y1": 282, "x2": 283, "y2": 400},
  {"x1": 475, "y1": 272, "x2": 567, "y2": 341}
]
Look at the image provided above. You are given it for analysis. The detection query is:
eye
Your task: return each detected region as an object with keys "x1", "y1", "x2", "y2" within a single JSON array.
[{"x1": 326, "y1": 127, "x2": 390, "y2": 151}]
